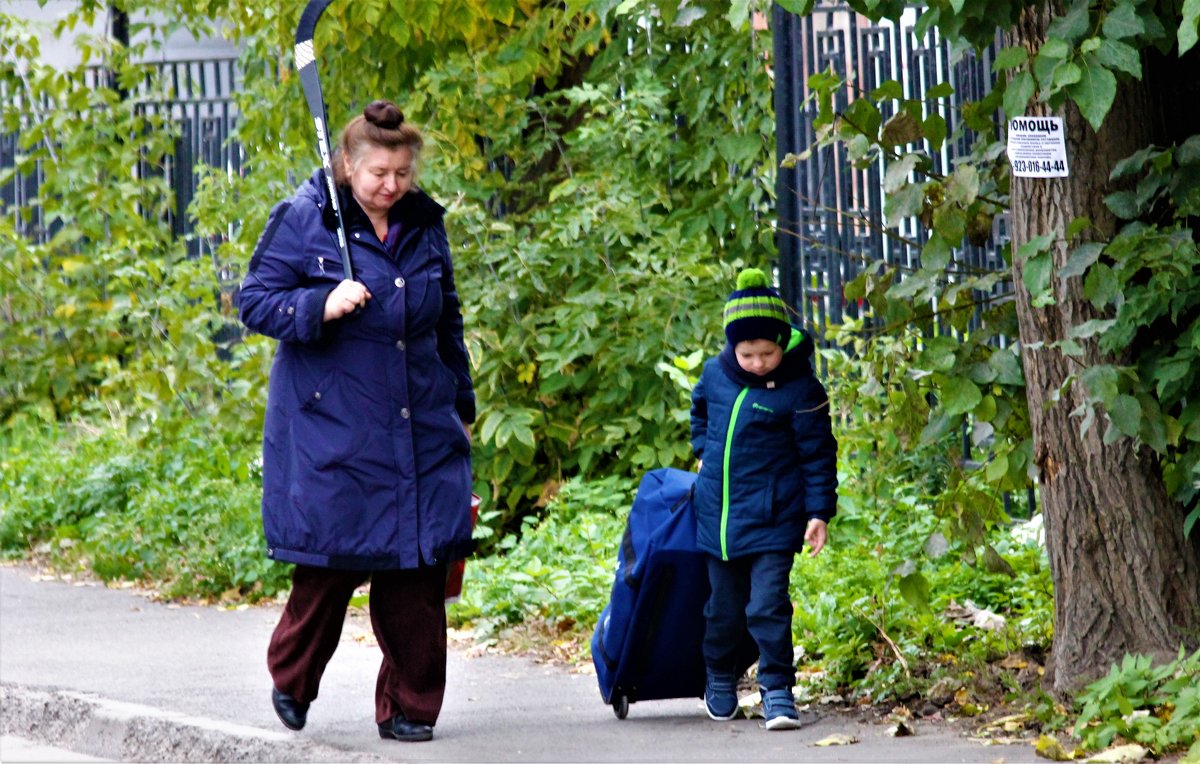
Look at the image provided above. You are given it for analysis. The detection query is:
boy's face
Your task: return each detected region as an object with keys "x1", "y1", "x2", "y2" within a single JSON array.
[{"x1": 734, "y1": 339, "x2": 783, "y2": 376}]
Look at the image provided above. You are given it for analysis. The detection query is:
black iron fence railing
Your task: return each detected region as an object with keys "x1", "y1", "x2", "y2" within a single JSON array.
[
  {"x1": 772, "y1": 2, "x2": 1011, "y2": 334},
  {"x1": 1, "y1": 57, "x2": 241, "y2": 265},
  {"x1": 773, "y1": 4, "x2": 1034, "y2": 514}
]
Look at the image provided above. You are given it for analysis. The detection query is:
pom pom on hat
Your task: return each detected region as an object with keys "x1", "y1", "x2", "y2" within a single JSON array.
[
  {"x1": 737, "y1": 267, "x2": 770, "y2": 290},
  {"x1": 723, "y1": 267, "x2": 791, "y2": 347}
]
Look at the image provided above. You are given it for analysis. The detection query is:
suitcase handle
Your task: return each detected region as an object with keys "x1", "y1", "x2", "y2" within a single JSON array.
[
  {"x1": 668, "y1": 485, "x2": 695, "y2": 514},
  {"x1": 620, "y1": 485, "x2": 695, "y2": 587}
]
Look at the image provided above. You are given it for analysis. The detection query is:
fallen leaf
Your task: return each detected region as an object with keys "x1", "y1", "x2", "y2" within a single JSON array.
[
  {"x1": 814, "y1": 734, "x2": 858, "y2": 747},
  {"x1": 983, "y1": 713, "x2": 1033, "y2": 733},
  {"x1": 1035, "y1": 734, "x2": 1074, "y2": 761},
  {"x1": 999, "y1": 654, "x2": 1029, "y2": 670},
  {"x1": 1085, "y1": 744, "x2": 1148, "y2": 763}
]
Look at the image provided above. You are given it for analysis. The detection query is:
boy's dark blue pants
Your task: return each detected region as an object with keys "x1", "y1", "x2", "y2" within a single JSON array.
[{"x1": 703, "y1": 551, "x2": 795, "y2": 691}]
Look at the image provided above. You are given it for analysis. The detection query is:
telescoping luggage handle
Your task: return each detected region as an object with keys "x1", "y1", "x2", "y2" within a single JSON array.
[{"x1": 619, "y1": 484, "x2": 695, "y2": 588}]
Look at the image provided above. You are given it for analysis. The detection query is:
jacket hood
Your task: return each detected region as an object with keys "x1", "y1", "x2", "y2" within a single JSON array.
[
  {"x1": 301, "y1": 169, "x2": 445, "y2": 232},
  {"x1": 718, "y1": 326, "x2": 814, "y2": 388}
]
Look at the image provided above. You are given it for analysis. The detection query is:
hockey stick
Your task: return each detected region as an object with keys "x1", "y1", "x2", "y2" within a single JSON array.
[{"x1": 294, "y1": 0, "x2": 353, "y2": 280}]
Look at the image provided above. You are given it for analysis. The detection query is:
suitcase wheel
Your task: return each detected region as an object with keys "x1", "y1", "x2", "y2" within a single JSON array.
[{"x1": 612, "y1": 694, "x2": 629, "y2": 720}]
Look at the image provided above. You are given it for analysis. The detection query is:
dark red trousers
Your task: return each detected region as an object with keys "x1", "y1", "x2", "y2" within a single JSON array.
[{"x1": 267, "y1": 563, "x2": 448, "y2": 725}]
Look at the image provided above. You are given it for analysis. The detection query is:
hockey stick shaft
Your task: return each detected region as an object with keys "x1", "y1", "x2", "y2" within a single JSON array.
[{"x1": 294, "y1": 0, "x2": 353, "y2": 280}]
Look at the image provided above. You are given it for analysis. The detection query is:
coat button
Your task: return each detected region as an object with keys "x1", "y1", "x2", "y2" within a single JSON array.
[
  {"x1": 353, "y1": 232, "x2": 361, "y2": 239},
  {"x1": 314, "y1": 392, "x2": 322, "y2": 401},
  {"x1": 394, "y1": 276, "x2": 406, "y2": 288},
  {"x1": 287, "y1": 306, "x2": 295, "y2": 315},
  {"x1": 396, "y1": 340, "x2": 406, "y2": 351},
  {"x1": 400, "y1": 407, "x2": 410, "y2": 419}
]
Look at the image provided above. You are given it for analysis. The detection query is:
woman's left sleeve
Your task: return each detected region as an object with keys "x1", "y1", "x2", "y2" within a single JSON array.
[
  {"x1": 792, "y1": 378, "x2": 839, "y2": 522},
  {"x1": 434, "y1": 225, "x2": 476, "y2": 424}
]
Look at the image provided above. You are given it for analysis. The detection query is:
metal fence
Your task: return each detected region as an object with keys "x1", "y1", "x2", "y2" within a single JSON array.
[
  {"x1": 147, "y1": 57, "x2": 242, "y2": 262},
  {"x1": 772, "y1": 2, "x2": 1011, "y2": 332},
  {"x1": 772, "y1": 4, "x2": 1035, "y2": 514},
  {"x1": 1, "y1": 57, "x2": 241, "y2": 265},
  {"x1": 0, "y1": 90, "x2": 53, "y2": 244}
]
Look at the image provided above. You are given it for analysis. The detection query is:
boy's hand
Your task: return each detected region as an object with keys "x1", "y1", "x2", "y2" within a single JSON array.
[{"x1": 804, "y1": 519, "x2": 828, "y2": 557}]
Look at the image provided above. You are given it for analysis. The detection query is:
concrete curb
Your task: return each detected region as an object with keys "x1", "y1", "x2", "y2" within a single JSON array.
[{"x1": 0, "y1": 683, "x2": 386, "y2": 763}]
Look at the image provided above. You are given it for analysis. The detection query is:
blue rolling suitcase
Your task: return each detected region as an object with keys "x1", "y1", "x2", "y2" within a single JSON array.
[{"x1": 592, "y1": 468, "x2": 754, "y2": 719}]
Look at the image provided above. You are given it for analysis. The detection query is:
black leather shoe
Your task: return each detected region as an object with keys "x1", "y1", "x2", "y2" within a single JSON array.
[
  {"x1": 378, "y1": 714, "x2": 433, "y2": 742},
  {"x1": 272, "y1": 688, "x2": 309, "y2": 731}
]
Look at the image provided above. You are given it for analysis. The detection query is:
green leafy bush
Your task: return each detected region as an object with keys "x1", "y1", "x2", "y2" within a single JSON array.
[
  {"x1": 1074, "y1": 649, "x2": 1200, "y2": 756},
  {"x1": 449, "y1": 475, "x2": 634, "y2": 634},
  {"x1": 0, "y1": 419, "x2": 288, "y2": 601},
  {"x1": 789, "y1": 484, "x2": 1052, "y2": 702}
]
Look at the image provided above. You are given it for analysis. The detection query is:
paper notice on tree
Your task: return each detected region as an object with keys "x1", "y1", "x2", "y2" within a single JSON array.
[{"x1": 1006, "y1": 117, "x2": 1069, "y2": 178}]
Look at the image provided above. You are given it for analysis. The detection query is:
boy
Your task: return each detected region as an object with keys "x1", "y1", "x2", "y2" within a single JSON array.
[{"x1": 690, "y1": 268, "x2": 838, "y2": 730}]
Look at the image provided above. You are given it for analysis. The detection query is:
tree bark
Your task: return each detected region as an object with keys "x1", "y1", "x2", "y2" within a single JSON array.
[{"x1": 1007, "y1": 5, "x2": 1200, "y2": 696}]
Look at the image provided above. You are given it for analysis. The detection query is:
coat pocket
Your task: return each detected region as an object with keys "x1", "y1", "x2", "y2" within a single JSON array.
[
  {"x1": 292, "y1": 368, "x2": 367, "y2": 469},
  {"x1": 757, "y1": 475, "x2": 777, "y2": 523},
  {"x1": 447, "y1": 410, "x2": 471, "y2": 456}
]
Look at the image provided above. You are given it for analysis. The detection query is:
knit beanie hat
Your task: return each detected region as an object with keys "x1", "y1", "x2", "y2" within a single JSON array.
[{"x1": 723, "y1": 268, "x2": 791, "y2": 347}]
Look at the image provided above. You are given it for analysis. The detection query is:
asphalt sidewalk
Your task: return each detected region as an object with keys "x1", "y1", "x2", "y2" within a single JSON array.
[{"x1": 0, "y1": 563, "x2": 1038, "y2": 762}]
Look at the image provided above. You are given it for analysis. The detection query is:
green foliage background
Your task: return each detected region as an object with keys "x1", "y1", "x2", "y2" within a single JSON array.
[
  {"x1": 4, "y1": 0, "x2": 1200, "y2": 754},
  {"x1": 2, "y1": 0, "x2": 774, "y2": 542}
]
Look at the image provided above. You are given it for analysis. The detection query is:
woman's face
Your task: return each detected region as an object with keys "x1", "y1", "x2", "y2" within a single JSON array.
[{"x1": 345, "y1": 144, "x2": 415, "y2": 219}]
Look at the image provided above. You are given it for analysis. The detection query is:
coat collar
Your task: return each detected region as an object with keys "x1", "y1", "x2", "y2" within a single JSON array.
[{"x1": 717, "y1": 327, "x2": 814, "y2": 388}]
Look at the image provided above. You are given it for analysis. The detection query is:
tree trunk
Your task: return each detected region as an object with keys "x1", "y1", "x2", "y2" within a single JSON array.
[{"x1": 1007, "y1": 5, "x2": 1200, "y2": 696}]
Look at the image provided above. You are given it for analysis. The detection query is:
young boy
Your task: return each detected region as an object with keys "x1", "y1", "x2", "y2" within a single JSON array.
[{"x1": 690, "y1": 268, "x2": 838, "y2": 730}]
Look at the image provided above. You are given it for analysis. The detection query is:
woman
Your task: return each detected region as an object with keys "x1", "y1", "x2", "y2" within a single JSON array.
[{"x1": 238, "y1": 100, "x2": 474, "y2": 743}]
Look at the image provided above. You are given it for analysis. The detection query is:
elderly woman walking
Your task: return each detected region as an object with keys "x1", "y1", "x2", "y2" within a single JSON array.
[{"x1": 238, "y1": 99, "x2": 475, "y2": 743}]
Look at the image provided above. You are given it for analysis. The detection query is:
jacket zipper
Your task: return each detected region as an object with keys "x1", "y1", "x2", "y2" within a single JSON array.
[{"x1": 721, "y1": 387, "x2": 749, "y2": 561}]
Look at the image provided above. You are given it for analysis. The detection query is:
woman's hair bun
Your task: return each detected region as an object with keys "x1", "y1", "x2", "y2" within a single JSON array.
[{"x1": 364, "y1": 100, "x2": 404, "y2": 130}]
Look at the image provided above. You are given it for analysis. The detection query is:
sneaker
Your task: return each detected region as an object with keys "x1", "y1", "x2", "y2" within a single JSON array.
[
  {"x1": 704, "y1": 671, "x2": 739, "y2": 721},
  {"x1": 762, "y1": 688, "x2": 801, "y2": 730}
]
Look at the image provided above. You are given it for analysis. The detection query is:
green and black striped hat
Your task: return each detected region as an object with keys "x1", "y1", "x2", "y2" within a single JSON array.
[{"x1": 723, "y1": 268, "x2": 790, "y2": 347}]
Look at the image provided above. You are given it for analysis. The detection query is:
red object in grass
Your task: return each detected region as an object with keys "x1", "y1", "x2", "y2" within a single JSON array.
[{"x1": 444, "y1": 493, "x2": 481, "y2": 602}]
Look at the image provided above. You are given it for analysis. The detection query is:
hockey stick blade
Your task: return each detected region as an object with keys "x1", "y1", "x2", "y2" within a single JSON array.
[{"x1": 295, "y1": 0, "x2": 353, "y2": 281}]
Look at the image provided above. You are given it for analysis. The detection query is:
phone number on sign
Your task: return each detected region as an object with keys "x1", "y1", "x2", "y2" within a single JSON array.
[{"x1": 1012, "y1": 159, "x2": 1066, "y2": 174}]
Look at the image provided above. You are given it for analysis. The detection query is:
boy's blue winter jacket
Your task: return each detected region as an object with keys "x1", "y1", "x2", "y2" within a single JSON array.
[
  {"x1": 690, "y1": 328, "x2": 838, "y2": 561},
  {"x1": 238, "y1": 170, "x2": 475, "y2": 571}
]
